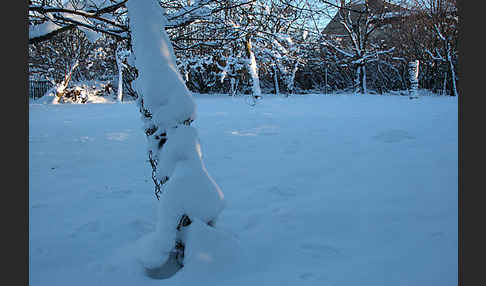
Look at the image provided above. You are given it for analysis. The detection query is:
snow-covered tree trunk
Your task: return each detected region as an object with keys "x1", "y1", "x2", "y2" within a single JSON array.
[
  {"x1": 215, "y1": 56, "x2": 237, "y2": 96},
  {"x1": 433, "y1": 24, "x2": 458, "y2": 97},
  {"x1": 116, "y1": 46, "x2": 124, "y2": 102},
  {"x1": 408, "y1": 60, "x2": 420, "y2": 99},
  {"x1": 272, "y1": 65, "x2": 279, "y2": 95},
  {"x1": 54, "y1": 58, "x2": 79, "y2": 103},
  {"x1": 245, "y1": 35, "x2": 261, "y2": 96},
  {"x1": 353, "y1": 63, "x2": 370, "y2": 95},
  {"x1": 231, "y1": 77, "x2": 239, "y2": 96},
  {"x1": 127, "y1": 0, "x2": 225, "y2": 277},
  {"x1": 362, "y1": 65, "x2": 367, "y2": 95},
  {"x1": 324, "y1": 65, "x2": 328, "y2": 94},
  {"x1": 442, "y1": 71, "x2": 447, "y2": 96},
  {"x1": 446, "y1": 42, "x2": 458, "y2": 97},
  {"x1": 63, "y1": 58, "x2": 79, "y2": 89},
  {"x1": 354, "y1": 65, "x2": 361, "y2": 95},
  {"x1": 286, "y1": 61, "x2": 299, "y2": 95}
]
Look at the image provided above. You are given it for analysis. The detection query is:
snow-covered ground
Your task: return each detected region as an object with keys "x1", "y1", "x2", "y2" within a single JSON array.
[{"x1": 29, "y1": 94, "x2": 458, "y2": 286}]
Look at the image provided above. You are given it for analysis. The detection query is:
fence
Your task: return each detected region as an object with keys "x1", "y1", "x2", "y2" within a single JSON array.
[{"x1": 29, "y1": 80, "x2": 53, "y2": 100}]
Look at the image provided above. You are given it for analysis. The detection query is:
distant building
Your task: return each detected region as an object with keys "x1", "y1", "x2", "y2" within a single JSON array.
[{"x1": 322, "y1": 0, "x2": 410, "y2": 44}]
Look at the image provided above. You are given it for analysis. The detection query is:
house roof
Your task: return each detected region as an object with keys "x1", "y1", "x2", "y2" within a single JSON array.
[{"x1": 322, "y1": 0, "x2": 407, "y2": 36}]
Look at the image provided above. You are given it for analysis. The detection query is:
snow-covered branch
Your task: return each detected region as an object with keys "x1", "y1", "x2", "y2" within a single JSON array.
[{"x1": 29, "y1": 0, "x2": 129, "y2": 44}]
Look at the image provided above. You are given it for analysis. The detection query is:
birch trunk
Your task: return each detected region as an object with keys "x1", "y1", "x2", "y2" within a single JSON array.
[
  {"x1": 408, "y1": 60, "x2": 419, "y2": 99},
  {"x1": 446, "y1": 42, "x2": 458, "y2": 97},
  {"x1": 116, "y1": 47, "x2": 124, "y2": 102}
]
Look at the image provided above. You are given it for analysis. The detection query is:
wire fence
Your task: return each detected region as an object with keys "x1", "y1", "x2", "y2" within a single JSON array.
[{"x1": 29, "y1": 80, "x2": 53, "y2": 100}]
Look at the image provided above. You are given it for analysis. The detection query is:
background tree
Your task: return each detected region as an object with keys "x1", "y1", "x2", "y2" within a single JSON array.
[
  {"x1": 414, "y1": 0, "x2": 458, "y2": 96},
  {"x1": 29, "y1": 0, "x2": 459, "y2": 102},
  {"x1": 384, "y1": 0, "x2": 458, "y2": 95},
  {"x1": 29, "y1": 28, "x2": 94, "y2": 84},
  {"x1": 318, "y1": 0, "x2": 399, "y2": 94}
]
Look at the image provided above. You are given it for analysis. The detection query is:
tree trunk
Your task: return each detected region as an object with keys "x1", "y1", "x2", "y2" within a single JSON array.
[
  {"x1": 287, "y1": 61, "x2": 299, "y2": 95},
  {"x1": 442, "y1": 70, "x2": 447, "y2": 96},
  {"x1": 56, "y1": 58, "x2": 79, "y2": 102},
  {"x1": 230, "y1": 77, "x2": 237, "y2": 96},
  {"x1": 273, "y1": 65, "x2": 279, "y2": 95},
  {"x1": 354, "y1": 65, "x2": 364, "y2": 95},
  {"x1": 116, "y1": 46, "x2": 124, "y2": 102},
  {"x1": 408, "y1": 60, "x2": 419, "y2": 99},
  {"x1": 245, "y1": 35, "x2": 261, "y2": 96},
  {"x1": 324, "y1": 65, "x2": 328, "y2": 94},
  {"x1": 354, "y1": 66, "x2": 360, "y2": 94},
  {"x1": 446, "y1": 42, "x2": 458, "y2": 97},
  {"x1": 362, "y1": 65, "x2": 367, "y2": 95},
  {"x1": 127, "y1": 0, "x2": 225, "y2": 278}
]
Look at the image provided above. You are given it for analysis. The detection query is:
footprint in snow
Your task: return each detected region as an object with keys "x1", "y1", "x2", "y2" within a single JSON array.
[
  {"x1": 373, "y1": 129, "x2": 415, "y2": 143},
  {"x1": 300, "y1": 243, "x2": 341, "y2": 258},
  {"x1": 229, "y1": 125, "x2": 279, "y2": 137},
  {"x1": 70, "y1": 221, "x2": 100, "y2": 238},
  {"x1": 299, "y1": 272, "x2": 315, "y2": 280},
  {"x1": 243, "y1": 213, "x2": 262, "y2": 230},
  {"x1": 283, "y1": 139, "x2": 301, "y2": 154},
  {"x1": 96, "y1": 187, "x2": 133, "y2": 199},
  {"x1": 268, "y1": 186, "x2": 297, "y2": 199},
  {"x1": 130, "y1": 219, "x2": 154, "y2": 236},
  {"x1": 74, "y1": 136, "x2": 95, "y2": 143},
  {"x1": 430, "y1": 231, "x2": 445, "y2": 238},
  {"x1": 106, "y1": 132, "x2": 130, "y2": 141},
  {"x1": 299, "y1": 272, "x2": 327, "y2": 281}
]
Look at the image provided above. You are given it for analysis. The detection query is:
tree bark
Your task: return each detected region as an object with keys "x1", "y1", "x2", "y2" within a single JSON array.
[
  {"x1": 446, "y1": 42, "x2": 458, "y2": 97},
  {"x1": 245, "y1": 35, "x2": 261, "y2": 96},
  {"x1": 127, "y1": 0, "x2": 225, "y2": 278},
  {"x1": 116, "y1": 46, "x2": 124, "y2": 102},
  {"x1": 273, "y1": 65, "x2": 279, "y2": 95},
  {"x1": 408, "y1": 60, "x2": 419, "y2": 98}
]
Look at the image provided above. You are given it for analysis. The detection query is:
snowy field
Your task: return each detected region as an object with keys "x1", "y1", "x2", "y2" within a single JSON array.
[{"x1": 29, "y1": 94, "x2": 458, "y2": 286}]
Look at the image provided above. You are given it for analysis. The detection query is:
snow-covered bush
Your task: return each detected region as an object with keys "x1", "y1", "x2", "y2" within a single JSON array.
[{"x1": 34, "y1": 80, "x2": 120, "y2": 104}]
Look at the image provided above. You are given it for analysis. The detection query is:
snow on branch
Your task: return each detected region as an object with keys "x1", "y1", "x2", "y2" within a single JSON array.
[
  {"x1": 425, "y1": 48, "x2": 445, "y2": 62},
  {"x1": 29, "y1": 0, "x2": 129, "y2": 44},
  {"x1": 322, "y1": 39, "x2": 354, "y2": 58},
  {"x1": 434, "y1": 23, "x2": 446, "y2": 41},
  {"x1": 29, "y1": 20, "x2": 76, "y2": 43},
  {"x1": 351, "y1": 47, "x2": 396, "y2": 64}
]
